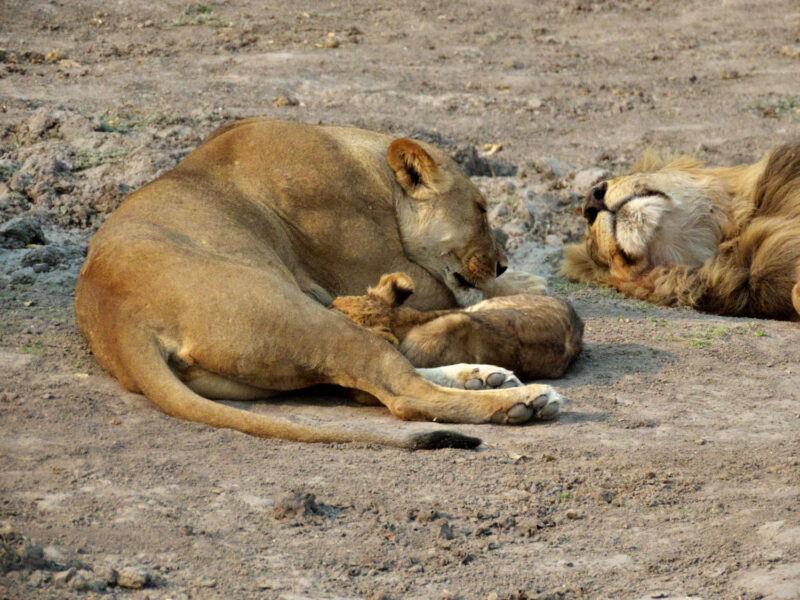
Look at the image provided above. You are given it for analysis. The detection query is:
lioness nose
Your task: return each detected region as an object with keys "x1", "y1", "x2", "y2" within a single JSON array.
[
  {"x1": 583, "y1": 182, "x2": 608, "y2": 226},
  {"x1": 496, "y1": 263, "x2": 507, "y2": 277}
]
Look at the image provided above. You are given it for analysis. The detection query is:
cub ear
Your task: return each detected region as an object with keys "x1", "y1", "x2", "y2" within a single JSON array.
[
  {"x1": 387, "y1": 139, "x2": 438, "y2": 197},
  {"x1": 368, "y1": 272, "x2": 415, "y2": 307}
]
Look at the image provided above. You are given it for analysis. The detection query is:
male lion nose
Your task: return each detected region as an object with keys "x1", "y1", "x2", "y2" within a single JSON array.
[
  {"x1": 583, "y1": 181, "x2": 608, "y2": 226},
  {"x1": 496, "y1": 263, "x2": 507, "y2": 277}
]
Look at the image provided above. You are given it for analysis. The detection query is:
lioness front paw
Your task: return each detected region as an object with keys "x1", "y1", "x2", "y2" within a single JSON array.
[
  {"x1": 491, "y1": 386, "x2": 563, "y2": 424},
  {"x1": 416, "y1": 364, "x2": 522, "y2": 390},
  {"x1": 483, "y1": 269, "x2": 547, "y2": 297}
]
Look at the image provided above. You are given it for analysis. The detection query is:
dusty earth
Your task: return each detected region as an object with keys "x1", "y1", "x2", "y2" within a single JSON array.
[{"x1": 2, "y1": 1, "x2": 800, "y2": 599}]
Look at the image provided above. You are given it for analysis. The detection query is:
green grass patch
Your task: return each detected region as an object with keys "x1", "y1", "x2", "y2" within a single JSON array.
[
  {"x1": 72, "y1": 148, "x2": 129, "y2": 171},
  {"x1": 162, "y1": 4, "x2": 232, "y2": 28},
  {"x1": 744, "y1": 95, "x2": 800, "y2": 119},
  {"x1": 97, "y1": 109, "x2": 184, "y2": 133},
  {"x1": 19, "y1": 339, "x2": 44, "y2": 354},
  {"x1": 0, "y1": 163, "x2": 18, "y2": 183},
  {"x1": 548, "y1": 277, "x2": 591, "y2": 295}
]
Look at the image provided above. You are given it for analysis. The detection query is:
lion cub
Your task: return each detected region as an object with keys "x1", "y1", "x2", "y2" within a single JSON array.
[{"x1": 331, "y1": 273, "x2": 583, "y2": 380}]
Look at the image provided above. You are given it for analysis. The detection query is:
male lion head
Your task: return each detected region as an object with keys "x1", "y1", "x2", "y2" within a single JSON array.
[
  {"x1": 387, "y1": 139, "x2": 507, "y2": 306},
  {"x1": 562, "y1": 155, "x2": 730, "y2": 286}
]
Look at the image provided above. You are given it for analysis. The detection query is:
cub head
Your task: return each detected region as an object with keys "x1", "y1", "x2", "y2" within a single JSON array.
[
  {"x1": 561, "y1": 155, "x2": 727, "y2": 285},
  {"x1": 388, "y1": 138, "x2": 507, "y2": 306},
  {"x1": 330, "y1": 273, "x2": 416, "y2": 345}
]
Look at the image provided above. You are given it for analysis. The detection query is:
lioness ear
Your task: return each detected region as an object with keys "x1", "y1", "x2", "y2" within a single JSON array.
[
  {"x1": 387, "y1": 139, "x2": 439, "y2": 197},
  {"x1": 369, "y1": 272, "x2": 415, "y2": 307}
]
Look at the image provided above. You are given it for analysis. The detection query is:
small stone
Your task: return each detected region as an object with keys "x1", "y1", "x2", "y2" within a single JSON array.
[
  {"x1": 21, "y1": 245, "x2": 69, "y2": 270},
  {"x1": 572, "y1": 167, "x2": 610, "y2": 194},
  {"x1": 42, "y1": 545, "x2": 65, "y2": 563},
  {"x1": 272, "y1": 95, "x2": 299, "y2": 108},
  {"x1": 196, "y1": 575, "x2": 217, "y2": 587},
  {"x1": 53, "y1": 567, "x2": 76, "y2": 586},
  {"x1": 117, "y1": 565, "x2": 149, "y2": 589},
  {"x1": 257, "y1": 577, "x2": 278, "y2": 589},
  {"x1": 780, "y1": 45, "x2": 800, "y2": 58},
  {"x1": 27, "y1": 569, "x2": 49, "y2": 587},
  {"x1": 273, "y1": 490, "x2": 325, "y2": 520},
  {"x1": 9, "y1": 267, "x2": 36, "y2": 285},
  {"x1": 94, "y1": 563, "x2": 118, "y2": 585},
  {"x1": 487, "y1": 592, "x2": 499, "y2": 600},
  {"x1": 545, "y1": 234, "x2": 563, "y2": 247},
  {"x1": 533, "y1": 156, "x2": 576, "y2": 180},
  {"x1": 70, "y1": 569, "x2": 98, "y2": 591},
  {"x1": 516, "y1": 517, "x2": 539, "y2": 536},
  {"x1": 0, "y1": 216, "x2": 47, "y2": 249},
  {"x1": 565, "y1": 510, "x2": 584, "y2": 520},
  {"x1": 438, "y1": 520, "x2": 454, "y2": 540},
  {"x1": 25, "y1": 108, "x2": 57, "y2": 141},
  {"x1": 325, "y1": 36, "x2": 341, "y2": 49},
  {"x1": 416, "y1": 509, "x2": 438, "y2": 523},
  {"x1": 597, "y1": 489, "x2": 615, "y2": 503}
]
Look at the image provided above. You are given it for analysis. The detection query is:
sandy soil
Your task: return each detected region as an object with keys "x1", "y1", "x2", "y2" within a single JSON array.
[{"x1": 1, "y1": 1, "x2": 800, "y2": 598}]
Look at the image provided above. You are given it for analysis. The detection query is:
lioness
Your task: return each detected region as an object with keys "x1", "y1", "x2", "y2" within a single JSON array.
[
  {"x1": 75, "y1": 118, "x2": 562, "y2": 449},
  {"x1": 561, "y1": 143, "x2": 800, "y2": 320},
  {"x1": 332, "y1": 272, "x2": 583, "y2": 381}
]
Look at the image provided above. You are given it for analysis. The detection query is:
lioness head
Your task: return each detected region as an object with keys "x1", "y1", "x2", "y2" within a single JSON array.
[
  {"x1": 387, "y1": 139, "x2": 506, "y2": 306},
  {"x1": 562, "y1": 155, "x2": 728, "y2": 285}
]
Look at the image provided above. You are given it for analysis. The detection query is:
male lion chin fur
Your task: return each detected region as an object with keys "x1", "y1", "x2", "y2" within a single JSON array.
[{"x1": 561, "y1": 143, "x2": 800, "y2": 320}]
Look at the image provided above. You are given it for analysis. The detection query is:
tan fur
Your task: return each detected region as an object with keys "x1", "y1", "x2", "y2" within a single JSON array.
[
  {"x1": 561, "y1": 143, "x2": 800, "y2": 320},
  {"x1": 332, "y1": 273, "x2": 583, "y2": 380},
  {"x1": 75, "y1": 119, "x2": 559, "y2": 450}
]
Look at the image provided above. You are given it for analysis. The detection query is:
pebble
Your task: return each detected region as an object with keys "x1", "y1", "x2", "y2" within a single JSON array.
[
  {"x1": 572, "y1": 167, "x2": 610, "y2": 194},
  {"x1": 53, "y1": 567, "x2": 77, "y2": 586},
  {"x1": 71, "y1": 569, "x2": 106, "y2": 591},
  {"x1": 94, "y1": 563, "x2": 118, "y2": 585},
  {"x1": 196, "y1": 575, "x2": 217, "y2": 587},
  {"x1": 9, "y1": 267, "x2": 36, "y2": 285},
  {"x1": 533, "y1": 156, "x2": 576, "y2": 180},
  {"x1": 0, "y1": 216, "x2": 47, "y2": 249},
  {"x1": 545, "y1": 233, "x2": 563, "y2": 247},
  {"x1": 117, "y1": 565, "x2": 150, "y2": 589}
]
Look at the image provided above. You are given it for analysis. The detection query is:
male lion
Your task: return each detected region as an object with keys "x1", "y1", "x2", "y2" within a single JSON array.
[
  {"x1": 331, "y1": 272, "x2": 583, "y2": 381},
  {"x1": 75, "y1": 118, "x2": 562, "y2": 450},
  {"x1": 561, "y1": 143, "x2": 800, "y2": 320}
]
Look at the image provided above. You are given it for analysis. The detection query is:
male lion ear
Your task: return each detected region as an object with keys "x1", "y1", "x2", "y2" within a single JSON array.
[{"x1": 387, "y1": 139, "x2": 439, "y2": 197}]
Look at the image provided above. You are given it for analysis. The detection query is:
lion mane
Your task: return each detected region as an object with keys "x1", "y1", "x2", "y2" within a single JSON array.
[{"x1": 561, "y1": 143, "x2": 800, "y2": 320}]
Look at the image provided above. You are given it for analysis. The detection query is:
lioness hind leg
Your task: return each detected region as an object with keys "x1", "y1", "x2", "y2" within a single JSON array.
[{"x1": 793, "y1": 280, "x2": 800, "y2": 319}]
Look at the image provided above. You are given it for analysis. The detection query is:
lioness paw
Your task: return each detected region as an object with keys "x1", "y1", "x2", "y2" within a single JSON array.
[
  {"x1": 417, "y1": 364, "x2": 522, "y2": 390},
  {"x1": 492, "y1": 386, "x2": 563, "y2": 424},
  {"x1": 483, "y1": 269, "x2": 547, "y2": 297}
]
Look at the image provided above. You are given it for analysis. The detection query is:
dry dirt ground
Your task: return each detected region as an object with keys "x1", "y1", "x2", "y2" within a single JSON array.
[{"x1": 2, "y1": 1, "x2": 800, "y2": 599}]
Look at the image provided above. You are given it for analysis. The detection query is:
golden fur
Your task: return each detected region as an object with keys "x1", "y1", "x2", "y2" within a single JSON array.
[
  {"x1": 332, "y1": 273, "x2": 583, "y2": 380},
  {"x1": 561, "y1": 143, "x2": 800, "y2": 320},
  {"x1": 75, "y1": 119, "x2": 561, "y2": 450}
]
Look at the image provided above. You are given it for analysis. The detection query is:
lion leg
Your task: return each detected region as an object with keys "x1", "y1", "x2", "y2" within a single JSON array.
[
  {"x1": 793, "y1": 280, "x2": 800, "y2": 320},
  {"x1": 284, "y1": 302, "x2": 564, "y2": 424}
]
